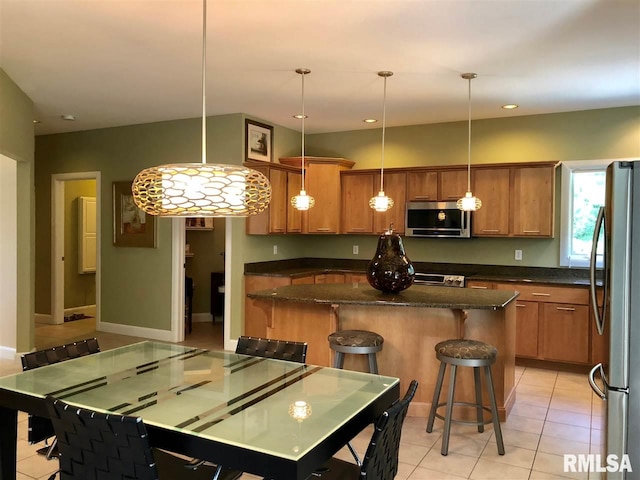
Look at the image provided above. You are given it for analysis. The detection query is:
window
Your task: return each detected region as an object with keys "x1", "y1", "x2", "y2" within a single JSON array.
[{"x1": 559, "y1": 160, "x2": 610, "y2": 267}]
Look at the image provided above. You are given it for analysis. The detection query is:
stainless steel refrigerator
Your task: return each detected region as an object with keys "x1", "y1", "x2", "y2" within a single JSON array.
[{"x1": 589, "y1": 160, "x2": 639, "y2": 480}]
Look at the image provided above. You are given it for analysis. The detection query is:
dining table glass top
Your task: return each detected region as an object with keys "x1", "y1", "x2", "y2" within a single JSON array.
[{"x1": 0, "y1": 341, "x2": 399, "y2": 461}]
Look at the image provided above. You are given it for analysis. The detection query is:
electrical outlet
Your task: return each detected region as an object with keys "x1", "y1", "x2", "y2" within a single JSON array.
[
  {"x1": 515, "y1": 249, "x2": 523, "y2": 261},
  {"x1": 273, "y1": 245, "x2": 278, "y2": 255},
  {"x1": 352, "y1": 245, "x2": 359, "y2": 255}
]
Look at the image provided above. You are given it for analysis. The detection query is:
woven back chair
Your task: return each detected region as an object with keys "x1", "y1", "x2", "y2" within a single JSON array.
[
  {"x1": 21, "y1": 338, "x2": 100, "y2": 459},
  {"x1": 313, "y1": 380, "x2": 418, "y2": 480},
  {"x1": 235, "y1": 335, "x2": 308, "y2": 363}
]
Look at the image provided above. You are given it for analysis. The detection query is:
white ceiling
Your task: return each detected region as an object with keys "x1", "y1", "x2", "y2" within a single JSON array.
[{"x1": 1, "y1": 0, "x2": 639, "y2": 136}]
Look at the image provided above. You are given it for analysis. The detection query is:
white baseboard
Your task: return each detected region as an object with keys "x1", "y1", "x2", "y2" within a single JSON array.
[
  {"x1": 35, "y1": 313, "x2": 54, "y2": 324},
  {"x1": 192, "y1": 313, "x2": 213, "y2": 323},
  {"x1": 0, "y1": 346, "x2": 17, "y2": 360},
  {"x1": 98, "y1": 321, "x2": 175, "y2": 342}
]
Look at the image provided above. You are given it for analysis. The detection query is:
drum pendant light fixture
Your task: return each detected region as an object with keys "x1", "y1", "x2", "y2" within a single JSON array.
[
  {"x1": 131, "y1": 0, "x2": 271, "y2": 217},
  {"x1": 291, "y1": 68, "x2": 315, "y2": 211},
  {"x1": 457, "y1": 73, "x2": 482, "y2": 212},
  {"x1": 369, "y1": 71, "x2": 394, "y2": 212}
]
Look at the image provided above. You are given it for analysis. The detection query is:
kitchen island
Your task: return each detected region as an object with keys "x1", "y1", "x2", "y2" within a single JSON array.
[{"x1": 247, "y1": 283, "x2": 519, "y2": 419}]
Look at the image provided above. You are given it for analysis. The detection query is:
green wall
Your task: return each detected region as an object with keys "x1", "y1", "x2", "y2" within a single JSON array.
[
  {"x1": 0, "y1": 69, "x2": 35, "y2": 352},
  {"x1": 64, "y1": 180, "x2": 97, "y2": 309}
]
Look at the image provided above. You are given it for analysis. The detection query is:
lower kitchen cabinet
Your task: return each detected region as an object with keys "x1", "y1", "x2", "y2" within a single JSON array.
[
  {"x1": 541, "y1": 303, "x2": 590, "y2": 364},
  {"x1": 515, "y1": 301, "x2": 539, "y2": 358}
]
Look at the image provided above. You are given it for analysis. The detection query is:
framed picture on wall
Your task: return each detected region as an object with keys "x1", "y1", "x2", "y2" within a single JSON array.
[
  {"x1": 113, "y1": 181, "x2": 156, "y2": 248},
  {"x1": 245, "y1": 119, "x2": 273, "y2": 162}
]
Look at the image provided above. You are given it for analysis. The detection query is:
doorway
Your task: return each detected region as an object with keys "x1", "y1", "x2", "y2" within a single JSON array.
[
  {"x1": 51, "y1": 172, "x2": 101, "y2": 327},
  {"x1": 0, "y1": 154, "x2": 17, "y2": 356}
]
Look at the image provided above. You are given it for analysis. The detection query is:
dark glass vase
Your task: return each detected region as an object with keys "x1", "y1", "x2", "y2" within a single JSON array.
[{"x1": 367, "y1": 228, "x2": 415, "y2": 293}]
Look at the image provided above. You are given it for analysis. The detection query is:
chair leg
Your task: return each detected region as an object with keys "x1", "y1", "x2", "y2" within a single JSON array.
[
  {"x1": 426, "y1": 362, "x2": 446, "y2": 433},
  {"x1": 367, "y1": 353, "x2": 379, "y2": 374},
  {"x1": 484, "y1": 365, "x2": 505, "y2": 455},
  {"x1": 473, "y1": 367, "x2": 484, "y2": 433},
  {"x1": 333, "y1": 351, "x2": 345, "y2": 369},
  {"x1": 441, "y1": 364, "x2": 457, "y2": 456}
]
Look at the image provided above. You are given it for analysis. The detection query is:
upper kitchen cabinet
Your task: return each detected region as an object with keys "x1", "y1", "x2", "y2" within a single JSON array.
[
  {"x1": 472, "y1": 162, "x2": 558, "y2": 238},
  {"x1": 511, "y1": 164, "x2": 556, "y2": 237},
  {"x1": 280, "y1": 156, "x2": 355, "y2": 234},
  {"x1": 286, "y1": 171, "x2": 302, "y2": 233},
  {"x1": 373, "y1": 171, "x2": 407, "y2": 234},
  {"x1": 407, "y1": 168, "x2": 467, "y2": 202},
  {"x1": 245, "y1": 162, "x2": 299, "y2": 235}
]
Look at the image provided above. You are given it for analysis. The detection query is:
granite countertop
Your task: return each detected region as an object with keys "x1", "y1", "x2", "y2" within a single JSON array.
[
  {"x1": 247, "y1": 283, "x2": 519, "y2": 310},
  {"x1": 245, "y1": 267, "x2": 363, "y2": 279},
  {"x1": 468, "y1": 274, "x2": 592, "y2": 287}
]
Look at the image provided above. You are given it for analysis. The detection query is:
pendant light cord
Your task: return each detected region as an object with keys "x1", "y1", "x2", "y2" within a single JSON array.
[
  {"x1": 201, "y1": 0, "x2": 207, "y2": 165},
  {"x1": 380, "y1": 75, "x2": 387, "y2": 192},
  {"x1": 466, "y1": 76, "x2": 472, "y2": 191},
  {"x1": 301, "y1": 71, "x2": 306, "y2": 191}
]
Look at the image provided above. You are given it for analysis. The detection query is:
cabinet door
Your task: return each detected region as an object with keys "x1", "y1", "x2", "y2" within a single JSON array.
[
  {"x1": 407, "y1": 171, "x2": 438, "y2": 201},
  {"x1": 515, "y1": 301, "x2": 539, "y2": 358},
  {"x1": 342, "y1": 174, "x2": 374, "y2": 234},
  {"x1": 306, "y1": 163, "x2": 341, "y2": 233},
  {"x1": 314, "y1": 273, "x2": 345, "y2": 284},
  {"x1": 439, "y1": 169, "x2": 468, "y2": 201},
  {"x1": 268, "y1": 168, "x2": 287, "y2": 233},
  {"x1": 541, "y1": 303, "x2": 589, "y2": 364},
  {"x1": 373, "y1": 172, "x2": 407, "y2": 234},
  {"x1": 287, "y1": 171, "x2": 302, "y2": 233},
  {"x1": 472, "y1": 168, "x2": 510, "y2": 236},
  {"x1": 291, "y1": 274, "x2": 315, "y2": 285},
  {"x1": 244, "y1": 275, "x2": 292, "y2": 337},
  {"x1": 345, "y1": 273, "x2": 368, "y2": 284},
  {"x1": 511, "y1": 166, "x2": 555, "y2": 237}
]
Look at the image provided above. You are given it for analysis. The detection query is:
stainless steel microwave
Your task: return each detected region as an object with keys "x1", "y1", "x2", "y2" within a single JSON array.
[{"x1": 405, "y1": 201, "x2": 471, "y2": 238}]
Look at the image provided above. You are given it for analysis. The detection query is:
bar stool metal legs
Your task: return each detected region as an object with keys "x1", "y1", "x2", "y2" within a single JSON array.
[{"x1": 426, "y1": 339, "x2": 505, "y2": 456}]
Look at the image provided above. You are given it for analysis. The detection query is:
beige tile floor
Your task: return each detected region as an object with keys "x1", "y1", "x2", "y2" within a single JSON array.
[{"x1": 2, "y1": 318, "x2": 605, "y2": 479}]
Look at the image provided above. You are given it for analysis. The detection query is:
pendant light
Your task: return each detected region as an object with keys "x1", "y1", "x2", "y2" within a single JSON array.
[
  {"x1": 457, "y1": 73, "x2": 482, "y2": 212},
  {"x1": 291, "y1": 68, "x2": 315, "y2": 211},
  {"x1": 131, "y1": 0, "x2": 271, "y2": 217},
  {"x1": 369, "y1": 71, "x2": 394, "y2": 212}
]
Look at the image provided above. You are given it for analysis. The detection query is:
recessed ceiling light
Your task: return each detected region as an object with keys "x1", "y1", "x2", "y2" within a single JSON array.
[
  {"x1": 501, "y1": 104, "x2": 519, "y2": 110},
  {"x1": 293, "y1": 114, "x2": 308, "y2": 119},
  {"x1": 363, "y1": 118, "x2": 378, "y2": 123},
  {"x1": 61, "y1": 114, "x2": 76, "y2": 121}
]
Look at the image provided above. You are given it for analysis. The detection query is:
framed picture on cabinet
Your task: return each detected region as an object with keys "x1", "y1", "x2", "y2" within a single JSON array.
[
  {"x1": 112, "y1": 181, "x2": 156, "y2": 248},
  {"x1": 245, "y1": 119, "x2": 273, "y2": 162}
]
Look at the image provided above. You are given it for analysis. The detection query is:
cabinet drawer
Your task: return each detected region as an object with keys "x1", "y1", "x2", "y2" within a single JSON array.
[
  {"x1": 466, "y1": 280, "x2": 495, "y2": 290},
  {"x1": 495, "y1": 283, "x2": 588, "y2": 305}
]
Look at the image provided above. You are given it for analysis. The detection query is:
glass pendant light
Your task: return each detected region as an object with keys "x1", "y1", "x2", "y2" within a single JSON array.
[
  {"x1": 369, "y1": 71, "x2": 394, "y2": 212},
  {"x1": 291, "y1": 68, "x2": 315, "y2": 211},
  {"x1": 131, "y1": 0, "x2": 271, "y2": 217},
  {"x1": 457, "y1": 72, "x2": 482, "y2": 212}
]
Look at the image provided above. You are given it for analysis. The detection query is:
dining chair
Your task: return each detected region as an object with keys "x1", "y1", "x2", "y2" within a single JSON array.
[
  {"x1": 45, "y1": 395, "x2": 242, "y2": 480},
  {"x1": 235, "y1": 335, "x2": 308, "y2": 363},
  {"x1": 309, "y1": 380, "x2": 419, "y2": 480},
  {"x1": 21, "y1": 337, "x2": 101, "y2": 460}
]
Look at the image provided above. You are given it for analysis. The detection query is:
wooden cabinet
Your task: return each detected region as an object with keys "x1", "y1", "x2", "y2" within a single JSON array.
[
  {"x1": 280, "y1": 157, "x2": 355, "y2": 234},
  {"x1": 246, "y1": 163, "x2": 299, "y2": 235},
  {"x1": 345, "y1": 272, "x2": 368, "y2": 284},
  {"x1": 511, "y1": 165, "x2": 555, "y2": 237},
  {"x1": 291, "y1": 274, "x2": 315, "y2": 285},
  {"x1": 465, "y1": 280, "x2": 494, "y2": 290},
  {"x1": 341, "y1": 173, "x2": 375, "y2": 234},
  {"x1": 286, "y1": 171, "x2": 302, "y2": 233},
  {"x1": 472, "y1": 168, "x2": 510, "y2": 236},
  {"x1": 407, "y1": 169, "x2": 466, "y2": 201},
  {"x1": 495, "y1": 282, "x2": 591, "y2": 365},
  {"x1": 373, "y1": 172, "x2": 407, "y2": 234},
  {"x1": 314, "y1": 273, "x2": 345, "y2": 284},
  {"x1": 244, "y1": 275, "x2": 293, "y2": 337}
]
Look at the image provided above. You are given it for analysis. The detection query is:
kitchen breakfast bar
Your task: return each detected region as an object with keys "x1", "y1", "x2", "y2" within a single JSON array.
[{"x1": 247, "y1": 283, "x2": 519, "y2": 420}]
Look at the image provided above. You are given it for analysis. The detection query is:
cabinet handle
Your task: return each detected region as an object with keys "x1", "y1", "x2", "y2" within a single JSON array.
[
  {"x1": 556, "y1": 306, "x2": 576, "y2": 312},
  {"x1": 350, "y1": 228, "x2": 366, "y2": 231},
  {"x1": 532, "y1": 292, "x2": 551, "y2": 297},
  {"x1": 414, "y1": 195, "x2": 431, "y2": 200},
  {"x1": 271, "y1": 228, "x2": 285, "y2": 232},
  {"x1": 523, "y1": 230, "x2": 541, "y2": 233},
  {"x1": 316, "y1": 228, "x2": 332, "y2": 232},
  {"x1": 470, "y1": 286, "x2": 488, "y2": 289},
  {"x1": 446, "y1": 195, "x2": 460, "y2": 199},
  {"x1": 516, "y1": 303, "x2": 526, "y2": 308},
  {"x1": 482, "y1": 229, "x2": 500, "y2": 233}
]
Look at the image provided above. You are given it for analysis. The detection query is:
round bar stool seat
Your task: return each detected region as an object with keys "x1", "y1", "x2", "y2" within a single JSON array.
[
  {"x1": 426, "y1": 339, "x2": 505, "y2": 456},
  {"x1": 328, "y1": 330, "x2": 384, "y2": 374}
]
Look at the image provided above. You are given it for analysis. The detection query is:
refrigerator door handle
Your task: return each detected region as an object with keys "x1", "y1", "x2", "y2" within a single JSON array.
[
  {"x1": 590, "y1": 206, "x2": 606, "y2": 335},
  {"x1": 589, "y1": 363, "x2": 608, "y2": 400}
]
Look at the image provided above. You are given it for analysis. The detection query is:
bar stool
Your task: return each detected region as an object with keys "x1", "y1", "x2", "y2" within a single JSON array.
[
  {"x1": 426, "y1": 338, "x2": 505, "y2": 456},
  {"x1": 328, "y1": 330, "x2": 384, "y2": 374}
]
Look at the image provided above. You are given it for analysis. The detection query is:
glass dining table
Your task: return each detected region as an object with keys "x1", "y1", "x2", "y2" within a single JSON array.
[{"x1": 0, "y1": 341, "x2": 399, "y2": 480}]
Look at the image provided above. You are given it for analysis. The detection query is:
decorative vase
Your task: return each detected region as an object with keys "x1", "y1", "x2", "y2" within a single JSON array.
[{"x1": 367, "y1": 226, "x2": 415, "y2": 293}]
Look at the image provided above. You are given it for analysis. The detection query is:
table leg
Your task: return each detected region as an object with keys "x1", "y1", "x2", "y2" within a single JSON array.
[{"x1": 0, "y1": 406, "x2": 18, "y2": 480}]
